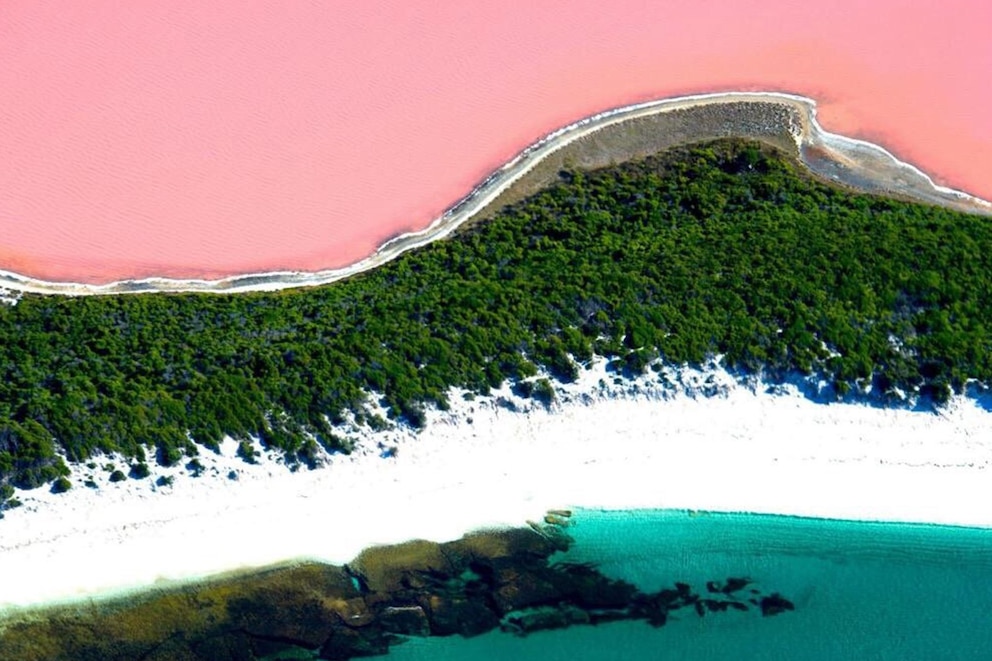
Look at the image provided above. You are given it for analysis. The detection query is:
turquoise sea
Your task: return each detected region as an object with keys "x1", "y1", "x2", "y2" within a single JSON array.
[{"x1": 386, "y1": 510, "x2": 992, "y2": 660}]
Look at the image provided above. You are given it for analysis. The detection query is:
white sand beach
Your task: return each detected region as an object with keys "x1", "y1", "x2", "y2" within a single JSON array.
[{"x1": 1, "y1": 358, "x2": 990, "y2": 614}]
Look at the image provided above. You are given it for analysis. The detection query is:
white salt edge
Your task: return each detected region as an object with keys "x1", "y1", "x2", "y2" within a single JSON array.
[
  {"x1": 1, "y1": 357, "x2": 990, "y2": 613},
  {"x1": 0, "y1": 91, "x2": 988, "y2": 298}
]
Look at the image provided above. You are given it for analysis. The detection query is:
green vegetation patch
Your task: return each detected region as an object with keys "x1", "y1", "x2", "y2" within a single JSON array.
[{"x1": 0, "y1": 140, "x2": 990, "y2": 489}]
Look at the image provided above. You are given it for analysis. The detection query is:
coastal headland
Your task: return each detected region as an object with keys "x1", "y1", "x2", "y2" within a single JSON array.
[{"x1": 1, "y1": 92, "x2": 989, "y2": 297}]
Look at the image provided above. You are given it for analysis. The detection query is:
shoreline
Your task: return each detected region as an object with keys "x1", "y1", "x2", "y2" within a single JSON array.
[
  {"x1": 2, "y1": 91, "x2": 990, "y2": 297},
  {"x1": 3, "y1": 358, "x2": 992, "y2": 615}
]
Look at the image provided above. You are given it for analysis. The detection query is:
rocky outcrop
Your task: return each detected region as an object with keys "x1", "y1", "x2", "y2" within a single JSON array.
[{"x1": 0, "y1": 517, "x2": 794, "y2": 660}]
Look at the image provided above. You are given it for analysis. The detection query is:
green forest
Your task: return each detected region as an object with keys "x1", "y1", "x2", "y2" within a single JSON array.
[{"x1": 1, "y1": 139, "x2": 990, "y2": 492}]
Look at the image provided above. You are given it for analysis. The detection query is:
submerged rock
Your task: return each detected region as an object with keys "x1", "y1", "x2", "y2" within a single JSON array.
[
  {"x1": 701, "y1": 599, "x2": 731, "y2": 613},
  {"x1": 501, "y1": 605, "x2": 591, "y2": 636},
  {"x1": 759, "y1": 593, "x2": 796, "y2": 617}
]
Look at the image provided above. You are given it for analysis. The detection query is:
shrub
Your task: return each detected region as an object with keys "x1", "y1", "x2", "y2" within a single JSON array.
[
  {"x1": 109, "y1": 470, "x2": 127, "y2": 483},
  {"x1": 532, "y1": 378, "x2": 557, "y2": 406},
  {"x1": 51, "y1": 476, "x2": 72, "y2": 494},
  {"x1": 157, "y1": 444, "x2": 183, "y2": 467},
  {"x1": 236, "y1": 440, "x2": 257, "y2": 464},
  {"x1": 512, "y1": 380, "x2": 535, "y2": 399}
]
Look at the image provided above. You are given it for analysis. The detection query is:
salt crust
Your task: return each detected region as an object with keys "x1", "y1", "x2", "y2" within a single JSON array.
[{"x1": 1, "y1": 357, "x2": 991, "y2": 613}]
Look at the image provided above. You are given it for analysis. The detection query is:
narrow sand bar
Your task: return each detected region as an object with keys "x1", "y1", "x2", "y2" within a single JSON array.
[
  {"x1": 1, "y1": 92, "x2": 989, "y2": 297},
  {"x1": 2, "y1": 361, "x2": 991, "y2": 613}
]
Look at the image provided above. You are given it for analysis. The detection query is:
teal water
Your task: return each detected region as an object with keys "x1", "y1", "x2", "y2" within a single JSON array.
[{"x1": 387, "y1": 510, "x2": 992, "y2": 660}]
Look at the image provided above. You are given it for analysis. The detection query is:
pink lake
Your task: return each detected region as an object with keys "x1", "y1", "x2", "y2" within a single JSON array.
[{"x1": 1, "y1": 1, "x2": 990, "y2": 284}]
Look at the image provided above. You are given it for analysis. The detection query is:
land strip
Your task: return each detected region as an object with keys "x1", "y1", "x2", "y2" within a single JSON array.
[{"x1": 1, "y1": 92, "x2": 988, "y2": 297}]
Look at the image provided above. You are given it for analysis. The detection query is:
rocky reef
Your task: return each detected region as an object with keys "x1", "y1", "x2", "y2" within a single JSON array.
[{"x1": 0, "y1": 516, "x2": 793, "y2": 660}]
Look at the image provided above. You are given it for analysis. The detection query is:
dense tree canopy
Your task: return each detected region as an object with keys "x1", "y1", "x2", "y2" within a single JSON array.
[{"x1": 1, "y1": 139, "x2": 989, "y2": 490}]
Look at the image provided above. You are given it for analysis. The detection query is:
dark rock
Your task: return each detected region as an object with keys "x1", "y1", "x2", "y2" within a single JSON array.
[
  {"x1": 586, "y1": 608, "x2": 632, "y2": 625},
  {"x1": 320, "y1": 627, "x2": 390, "y2": 661},
  {"x1": 249, "y1": 638, "x2": 312, "y2": 659},
  {"x1": 501, "y1": 605, "x2": 590, "y2": 636},
  {"x1": 427, "y1": 595, "x2": 500, "y2": 637},
  {"x1": 702, "y1": 599, "x2": 731, "y2": 613},
  {"x1": 722, "y1": 577, "x2": 752, "y2": 594},
  {"x1": 232, "y1": 595, "x2": 342, "y2": 647},
  {"x1": 190, "y1": 633, "x2": 254, "y2": 661},
  {"x1": 378, "y1": 605, "x2": 430, "y2": 637},
  {"x1": 706, "y1": 577, "x2": 752, "y2": 595},
  {"x1": 759, "y1": 593, "x2": 795, "y2": 617},
  {"x1": 645, "y1": 609, "x2": 668, "y2": 628},
  {"x1": 561, "y1": 604, "x2": 592, "y2": 626},
  {"x1": 492, "y1": 570, "x2": 560, "y2": 613},
  {"x1": 333, "y1": 597, "x2": 376, "y2": 628},
  {"x1": 654, "y1": 588, "x2": 681, "y2": 607},
  {"x1": 547, "y1": 562, "x2": 638, "y2": 610}
]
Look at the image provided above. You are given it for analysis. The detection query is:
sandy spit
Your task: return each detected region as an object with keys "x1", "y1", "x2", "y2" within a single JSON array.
[
  {"x1": 1, "y1": 91, "x2": 989, "y2": 299},
  {"x1": 1, "y1": 358, "x2": 990, "y2": 614}
]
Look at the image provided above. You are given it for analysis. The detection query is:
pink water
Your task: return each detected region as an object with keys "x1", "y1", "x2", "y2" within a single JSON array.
[{"x1": 1, "y1": 2, "x2": 990, "y2": 283}]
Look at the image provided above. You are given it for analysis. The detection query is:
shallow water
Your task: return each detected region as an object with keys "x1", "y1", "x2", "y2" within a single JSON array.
[{"x1": 387, "y1": 510, "x2": 992, "y2": 660}]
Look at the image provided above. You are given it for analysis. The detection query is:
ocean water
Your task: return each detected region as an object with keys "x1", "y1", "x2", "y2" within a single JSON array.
[{"x1": 386, "y1": 510, "x2": 992, "y2": 661}]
